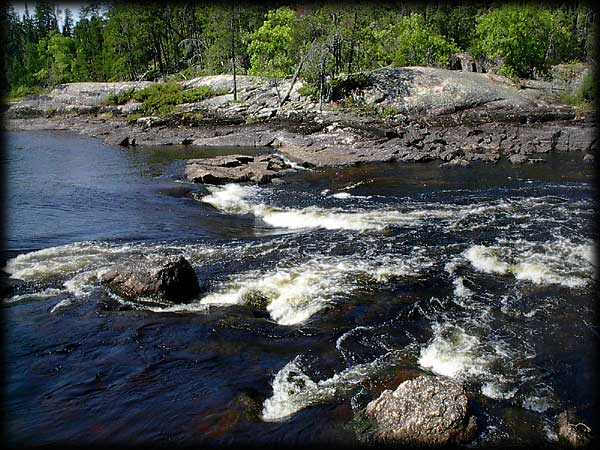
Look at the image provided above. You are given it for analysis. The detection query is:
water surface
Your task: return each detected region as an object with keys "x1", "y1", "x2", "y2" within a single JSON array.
[{"x1": 3, "y1": 130, "x2": 597, "y2": 446}]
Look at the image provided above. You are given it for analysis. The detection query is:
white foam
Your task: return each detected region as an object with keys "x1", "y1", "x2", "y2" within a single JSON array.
[
  {"x1": 194, "y1": 253, "x2": 430, "y2": 325},
  {"x1": 261, "y1": 356, "x2": 319, "y2": 421},
  {"x1": 200, "y1": 184, "x2": 461, "y2": 231},
  {"x1": 50, "y1": 298, "x2": 74, "y2": 314},
  {"x1": 4, "y1": 242, "x2": 133, "y2": 281},
  {"x1": 3, "y1": 241, "x2": 224, "y2": 284},
  {"x1": 331, "y1": 192, "x2": 352, "y2": 199},
  {"x1": 464, "y1": 246, "x2": 510, "y2": 275},
  {"x1": 201, "y1": 251, "x2": 430, "y2": 324},
  {"x1": 463, "y1": 239, "x2": 594, "y2": 288},
  {"x1": 199, "y1": 264, "x2": 340, "y2": 325},
  {"x1": 63, "y1": 270, "x2": 100, "y2": 297},
  {"x1": 262, "y1": 352, "x2": 396, "y2": 421},
  {"x1": 418, "y1": 323, "x2": 489, "y2": 378},
  {"x1": 275, "y1": 154, "x2": 312, "y2": 171},
  {"x1": 452, "y1": 277, "x2": 473, "y2": 301},
  {"x1": 522, "y1": 396, "x2": 553, "y2": 413},
  {"x1": 339, "y1": 180, "x2": 370, "y2": 191},
  {"x1": 481, "y1": 381, "x2": 517, "y2": 400},
  {"x1": 331, "y1": 191, "x2": 373, "y2": 200},
  {"x1": 4, "y1": 288, "x2": 65, "y2": 304}
]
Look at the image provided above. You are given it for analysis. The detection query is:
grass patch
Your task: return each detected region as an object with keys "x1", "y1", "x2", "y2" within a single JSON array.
[
  {"x1": 245, "y1": 115, "x2": 259, "y2": 125},
  {"x1": 297, "y1": 84, "x2": 319, "y2": 101},
  {"x1": 179, "y1": 111, "x2": 206, "y2": 124},
  {"x1": 126, "y1": 112, "x2": 144, "y2": 123},
  {"x1": 560, "y1": 70, "x2": 596, "y2": 113},
  {"x1": 104, "y1": 81, "x2": 227, "y2": 117},
  {"x1": 338, "y1": 98, "x2": 402, "y2": 119},
  {"x1": 3, "y1": 85, "x2": 50, "y2": 102},
  {"x1": 97, "y1": 111, "x2": 114, "y2": 119},
  {"x1": 105, "y1": 88, "x2": 136, "y2": 106}
]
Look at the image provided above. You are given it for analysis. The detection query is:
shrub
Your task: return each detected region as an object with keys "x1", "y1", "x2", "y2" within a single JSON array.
[
  {"x1": 126, "y1": 82, "x2": 225, "y2": 116},
  {"x1": 4, "y1": 85, "x2": 49, "y2": 102},
  {"x1": 325, "y1": 73, "x2": 373, "y2": 101},
  {"x1": 126, "y1": 112, "x2": 144, "y2": 122},
  {"x1": 386, "y1": 13, "x2": 460, "y2": 68},
  {"x1": 560, "y1": 70, "x2": 596, "y2": 112},
  {"x1": 297, "y1": 84, "x2": 319, "y2": 100},
  {"x1": 105, "y1": 88, "x2": 136, "y2": 105},
  {"x1": 472, "y1": 5, "x2": 577, "y2": 80}
]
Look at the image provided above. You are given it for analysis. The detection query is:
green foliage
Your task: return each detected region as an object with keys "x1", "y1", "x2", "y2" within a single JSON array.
[
  {"x1": 47, "y1": 31, "x2": 76, "y2": 85},
  {"x1": 472, "y1": 4, "x2": 578, "y2": 79},
  {"x1": 297, "y1": 84, "x2": 319, "y2": 101},
  {"x1": 380, "y1": 105, "x2": 402, "y2": 119},
  {"x1": 180, "y1": 85, "x2": 226, "y2": 103},
  {"x1": 247, "y1": 7, "x2": 297, "y2": 78},
  {"x1": 72, "y1": 15, "x2": 107, "y2": 81},
  {"x1": 326, "y1": 73, "x2": 373, "y2": 101},
  {"x1": 425, "y1": 4, "x2": 482, "y2": 51},
  {"x1": 104, "y1": 82, "x2": 226, "y2": 116},
  {"x1": 105, "y1": 88, "x2": 137, "y2": 105},
  {"x1": 126, "y1": 112, "x2": 144, "y2": 122},
  {"x1": 560, "y1": 70, "x2": 596, "y2": 112},
  {"x1": 4, "y1": 85, "x2": 49, "y2": 102},
  {"x1": 244, "y1": 115, "x2": 259, "y2": 125},
  {"x1": 578, "y1": 71, "x2": 596, "y2": 103},
  {"x1": 374, "y1": 13, "x2": 460, "y2": 68},
  {"x1": 4, "y1": 1, "x2": 596, "y2": 105}
]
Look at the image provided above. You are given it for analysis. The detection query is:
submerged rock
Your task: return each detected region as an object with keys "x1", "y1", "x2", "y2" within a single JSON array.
[
  {"x1": 101, "y1": 255, "x2": 200, "y2": 303},
  {"x1": 360, "y1": 375, "x2": 476, "y2": 446}
]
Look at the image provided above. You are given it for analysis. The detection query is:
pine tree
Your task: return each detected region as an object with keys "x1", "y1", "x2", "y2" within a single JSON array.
[{"x1": 62, "y1": 8, "x2": 74, "y2": 37}]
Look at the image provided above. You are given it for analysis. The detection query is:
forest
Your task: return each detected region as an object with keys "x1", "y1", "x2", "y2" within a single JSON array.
[{"x1": 2, "y1": 1, "x2": 597, "y2": 99}]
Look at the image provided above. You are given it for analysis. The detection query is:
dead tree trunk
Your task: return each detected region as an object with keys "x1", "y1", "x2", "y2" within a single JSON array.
[
  {"x1": 279, "y1": 39, "x2": 317, "y2": 108},
  {"x1": 230, "y1": 3, "x2": 237, "y2": 101}
]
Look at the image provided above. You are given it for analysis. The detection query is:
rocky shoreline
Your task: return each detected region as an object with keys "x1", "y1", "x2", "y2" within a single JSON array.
[
  {"x1": 3, "y1": 66, "x2": 596, "y2": 185},
  {"x1": 4, "y1": 107, "x2": 596, "y2": 185}
]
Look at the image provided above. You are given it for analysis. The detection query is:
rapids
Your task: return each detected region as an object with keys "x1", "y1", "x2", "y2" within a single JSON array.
[{"x1": 2, "y1": 130, "x2": 597, "y2": 446}]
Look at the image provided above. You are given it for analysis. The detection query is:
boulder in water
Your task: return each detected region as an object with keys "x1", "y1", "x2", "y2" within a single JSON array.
[
  {"x1": 101, "y1": 256, "x2": 200, "y2": 303},
  {"x1": 361, "y1": 375, "x2": 476, "y2": 446},
  {"x1": 558, "y1": 410, "x2": 592, "y2": 447},
  {"x1": 509, "y1": 153, "x2": 529, "y2": 164},
  {"x1": 583, "y1": 153, "x2": 594, "y2": 163}
]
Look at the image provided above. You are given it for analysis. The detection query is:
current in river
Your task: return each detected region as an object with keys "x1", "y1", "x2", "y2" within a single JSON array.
[{"x1": 2, "y1": 130, "x2": 597, "y2": 446}]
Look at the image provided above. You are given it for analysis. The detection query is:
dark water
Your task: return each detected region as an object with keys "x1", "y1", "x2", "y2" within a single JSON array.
[{"x1": 2, "y1": 130, "x2": 598, "y2": 447}]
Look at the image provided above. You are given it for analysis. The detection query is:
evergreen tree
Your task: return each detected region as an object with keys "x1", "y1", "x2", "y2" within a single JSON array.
[{"x1": 62, "y1": 8, "x2": 74, "y2": 37}]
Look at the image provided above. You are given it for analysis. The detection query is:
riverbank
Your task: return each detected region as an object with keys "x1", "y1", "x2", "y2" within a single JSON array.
[{"x1": 3, "y1": 66, "x2": 597, "y2": 180}]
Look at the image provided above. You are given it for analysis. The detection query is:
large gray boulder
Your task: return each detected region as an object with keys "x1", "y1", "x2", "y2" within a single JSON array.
[
  {"x1": 101, "y1": 256, "x2": 200, "y2": 303},
  {"x1": 362, "y1": 375, "x2": 477, "y2": 446}
]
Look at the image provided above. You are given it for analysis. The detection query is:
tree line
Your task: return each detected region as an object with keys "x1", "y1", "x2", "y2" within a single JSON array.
[{"x1": 2, "y1": 1, "x2": 596, "y2": 98}]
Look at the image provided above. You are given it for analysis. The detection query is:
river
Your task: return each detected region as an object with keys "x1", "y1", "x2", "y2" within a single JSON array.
[{"x1": 2, "y1": 129, "x2": 597, "y2": 446}]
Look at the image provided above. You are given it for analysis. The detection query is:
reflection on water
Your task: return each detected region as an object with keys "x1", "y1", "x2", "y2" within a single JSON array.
[{"x1": 2, "y1": 130, "x2": 597, "y2": 447}]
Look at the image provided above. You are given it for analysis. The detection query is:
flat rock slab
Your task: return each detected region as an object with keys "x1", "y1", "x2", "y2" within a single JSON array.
[
  {"x1": 185, "y1": 154, "x2": 294, "y2": 185},
  {"x1": 363, "y1": 375, "x2": 477, "y2": 446}
]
